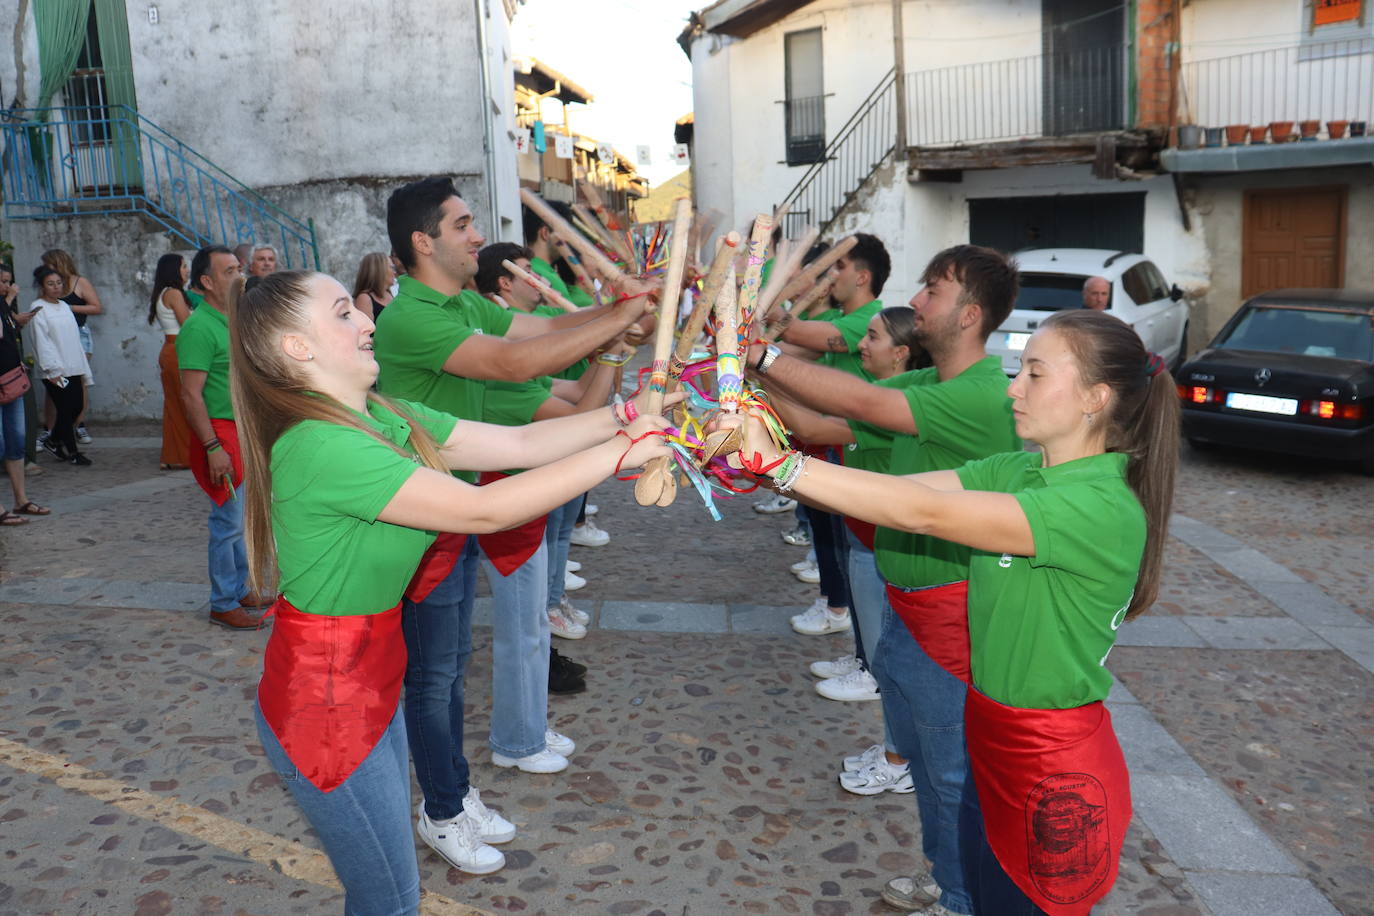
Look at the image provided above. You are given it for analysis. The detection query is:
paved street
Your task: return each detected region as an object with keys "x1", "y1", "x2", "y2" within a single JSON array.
[{"x1": 1, "y1": 420, "x2": 1371, "y2": 916}]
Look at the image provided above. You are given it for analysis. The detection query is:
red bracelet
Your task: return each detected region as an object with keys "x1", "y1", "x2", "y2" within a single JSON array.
[
  {"x1": 623, "y1": 398, "x2": 639, "y2": 424},
  {"x1": 613, "y1": 428, "x2": 666, "y2": 479},
  {"x1": 739, "y1": 450, "x2": 787, "y2": 477}
]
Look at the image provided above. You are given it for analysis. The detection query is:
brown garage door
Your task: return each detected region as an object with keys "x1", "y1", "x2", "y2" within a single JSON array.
[{"x1": 1242, "y1": 187, "x2": 1346, "y2": 297}]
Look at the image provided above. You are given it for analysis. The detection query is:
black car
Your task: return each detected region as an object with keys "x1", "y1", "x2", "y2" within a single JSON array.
[{"x1": 1176, "y1": 289, "x2": 1374, "y2": 472}]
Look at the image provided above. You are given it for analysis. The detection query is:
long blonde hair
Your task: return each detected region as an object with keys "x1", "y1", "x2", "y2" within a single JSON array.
[
  {"x1": 227, "y1": 270, "x2": 449, "y2": 599},
  {"x1": 352, "y1": 252, "x2": 392, "y2": 300}
]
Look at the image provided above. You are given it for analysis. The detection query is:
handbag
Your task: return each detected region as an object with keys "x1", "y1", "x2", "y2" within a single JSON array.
[{"x1": 0, "y1": 365, "x2": 29, "y2": 405}]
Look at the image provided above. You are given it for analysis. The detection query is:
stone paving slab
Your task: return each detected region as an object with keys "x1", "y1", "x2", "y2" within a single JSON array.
[
  {"x1": 1179, "y1": 616, "x2": 1333, "y2": 652},
  {"x1": 1130, "y1": 773, "x2": 1300, "y2": 874},
  {"x1": 1108, "y1": 705, "x2": 1207, "y2": 778},
  {"x1": 1183, "y1": 872, "x2": 1341, "y2": 916},
  {"x1": 0, "y1": 576, "x2": 105, "y2": 606},
  {"x1": 1114, "y1": 616, "x2": 1209, "y2": 648},
  {"x1": 1311, "y1": 625, "x2": 1374, "y2": 673},
  {"x1": 728, "y1": 604, "x2": 798, "y2": 636},
  {"x1": 80, "y1": 579, "x2": 211, "y2": 613},
  {"x1": 1247, "y1": 581, "x2": 1369, "y2": 629},
  {"x1": 600, "y1": 600, "x2": 729, "y2": 633}
]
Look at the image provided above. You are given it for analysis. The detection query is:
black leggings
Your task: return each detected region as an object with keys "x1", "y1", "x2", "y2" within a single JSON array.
[
  {"x1": 43, "y1": 375, "x2": 84, "y2": 457},
  {"x1": 804, "y1": 504, "x2": 851, "y2": 611}
]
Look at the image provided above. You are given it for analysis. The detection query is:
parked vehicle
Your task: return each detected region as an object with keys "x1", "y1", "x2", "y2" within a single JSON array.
[
  {"x1": 990, "y1": 248, "x2": 1190, "y2": 375},
  {"x1": 1176, "y1": 289, "x2": 1374, "y2": 472}
]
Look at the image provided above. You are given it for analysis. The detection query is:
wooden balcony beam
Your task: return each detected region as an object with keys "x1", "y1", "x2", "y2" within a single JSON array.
[{"x1": 904, "y1": 132, "x2": 1159, "y2": 173}]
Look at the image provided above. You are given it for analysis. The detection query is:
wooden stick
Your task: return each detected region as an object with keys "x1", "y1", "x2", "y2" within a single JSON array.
[
  {"x1": 500, "y1": 259, "x2": 579, "y2": 313},
  {"x1": 770, "y1": 235, "x2": 858, "y2": 315},
  {"x1": 669, "y1": 231, "x2": 740, "y2": 388},
  {"x1": 520, "y1": 188, "x2": 626, "y2": 284},
  {"x1": 571, "y1": 203, "x2": 628, "y2": 268},
  {"x1": 634, "y1": 197, "x2": 693, "y2": 508},
  {"x1": 758, "y1": 225, "x2": 819, "y2": 318},
  {"x1": 551, "y1": 236, "x2": 597, "y2": 298},
  {"x1": 763, "y1": 274, "x2": 835, "y2": 342},
  {"x1": 580, "y1": 184, "x2": 638, "y2": 267},
  {"x1": 736, "y1": 214, "x2": 774, "y2": 338}
]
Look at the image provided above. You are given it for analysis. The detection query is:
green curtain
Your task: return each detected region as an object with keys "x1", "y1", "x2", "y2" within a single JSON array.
[
  {"x1": 34, "y1": 0, "x2": 92, "y2": 110},
  {"x1": 93, "y1": 0, "x2": 140, "y2": 188}
]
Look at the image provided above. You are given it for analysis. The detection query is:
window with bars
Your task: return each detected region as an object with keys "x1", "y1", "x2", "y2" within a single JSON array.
[
  {"x1": 63, "y1": 3, "x2": 112, "y2": 145},
  {"x1": 783, "y1": 28, "x2": 825, "y2": 166}
]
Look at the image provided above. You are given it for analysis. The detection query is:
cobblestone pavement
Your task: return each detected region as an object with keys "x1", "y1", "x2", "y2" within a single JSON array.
[{"x1": 0, "y1": 424, "x2": 1370, "y2": 915}]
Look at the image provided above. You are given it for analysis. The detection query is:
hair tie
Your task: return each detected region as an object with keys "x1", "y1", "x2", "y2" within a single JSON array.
[{"x1": 1145, "y1": 353, "x2": 1165, "y2": 378}]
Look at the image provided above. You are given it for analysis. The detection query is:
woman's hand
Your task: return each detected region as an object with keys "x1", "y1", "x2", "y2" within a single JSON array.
[
  {"x1": 616, "y1": 413, "x2": 673, "y2": 469},
  {"x1": 630, "y1": 388, "x2": 686, "y2": 418},
  {"x1": 709, "y1": 411, "x2": 781, "y2": 471}
]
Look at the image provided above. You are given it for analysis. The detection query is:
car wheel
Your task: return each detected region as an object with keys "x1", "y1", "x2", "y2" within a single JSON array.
[{"x1": 1170, "y1": 321, "x2": 1190, "y2": 373}]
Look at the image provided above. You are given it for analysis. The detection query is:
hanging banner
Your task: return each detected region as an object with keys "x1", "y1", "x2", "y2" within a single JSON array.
[
  {"x1": 1314, "y1": 0, "x2": 1361, "y2": 25},
  {"x1": 514, "y1": 127, "x2": 531, "y2": 155},
  {"x1": 554, "y1": 133, "x2": 574, "y2": 159},
  {"x1": 636, "y1": 145, "x2": 652, "y2": 166},
  {"x1": 597, "y1": 142, "x2": 615, "y2": 163},
  {"x1": 671, "y1": 143, "x2": 691, "y2": 166},
  {"x1": 533, "y1": 121, "x2": 547, "y2": 154}
]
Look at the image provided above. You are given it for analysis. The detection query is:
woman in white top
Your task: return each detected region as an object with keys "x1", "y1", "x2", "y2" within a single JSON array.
[
  {"x1": 28, "y1": 266, "x2": 92, "y2": 466},
  {"x1": 148, "y1": 254, "x2": 194, "y2": 469}
]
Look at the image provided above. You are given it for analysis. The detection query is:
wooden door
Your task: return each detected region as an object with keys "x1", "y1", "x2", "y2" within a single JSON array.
[{"x1": 1242, "y1": 187, "x2": 1346, "y2": 297}]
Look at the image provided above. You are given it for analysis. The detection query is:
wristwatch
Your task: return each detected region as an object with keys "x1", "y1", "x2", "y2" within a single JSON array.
[{"x1": 756, "y1": 344, "x2": 782, "y2": 375}]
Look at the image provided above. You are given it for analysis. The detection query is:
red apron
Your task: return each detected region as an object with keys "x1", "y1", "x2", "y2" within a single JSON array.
[
  {"x1": 843, "y1": 517, "x2": 876, "y2": 551},
  {"x1": 475, "y1": 471, "x2": 548, "y2": 576},
  {"x1": 188, "y1": 418, "x2": 243, "y2": 507},
  {"x1": 405, "y1": 533, "x2": 468, "y2": 604},
  {"x1": 256, "y1": 597, "x2": 407, "y2": 793},
  {"x1": 965, "y1": 688, "x2": 1132, "y2": 915},
  {"x1": 884, "y1": 580, "x2": 971, "y2": 684}
]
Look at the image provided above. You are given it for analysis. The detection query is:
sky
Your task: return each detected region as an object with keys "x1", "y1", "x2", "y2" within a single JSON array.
[{"x1": 511, "y1": 0, "x2": 704, "y2": 188}]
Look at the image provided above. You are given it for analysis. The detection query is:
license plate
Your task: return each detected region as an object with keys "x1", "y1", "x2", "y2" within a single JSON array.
[
  {"x1": 1226, "y1": 392, "x2": 1297, "y2": 415},
  {"x1": 1005, "y1": 332, "x2": 1030, "y2": 351}
]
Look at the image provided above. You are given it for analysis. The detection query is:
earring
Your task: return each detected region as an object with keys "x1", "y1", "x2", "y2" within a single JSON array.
[
  {"x1": 1084, "y1": 412, "x2": 1095, "y2": 424},
  {"x1": 306, "y1": 354, "x2": 315, "y2": 361}
]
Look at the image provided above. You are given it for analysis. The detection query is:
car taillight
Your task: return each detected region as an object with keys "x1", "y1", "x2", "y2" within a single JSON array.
[
  {"x1": 1179, "y1": 385, "x2": 1224, "y2": 405},
  {"x1": 1302, "y1": 400, "x2": 1365, "y2": 421}
]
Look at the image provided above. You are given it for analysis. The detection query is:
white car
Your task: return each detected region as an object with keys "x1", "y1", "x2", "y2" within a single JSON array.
[{"x1": 989, "y1": 249, "x2": 1190, "y2": 376}]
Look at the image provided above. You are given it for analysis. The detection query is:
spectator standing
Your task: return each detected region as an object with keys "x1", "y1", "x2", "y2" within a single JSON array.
[
  {"x1": 148, "y1": 253, "x2": 194, "y2": 469},
  {"x1": 248, "y1": 245, "x2": 278, "y2": 278},
  {"x1": 352, "y1": 252, "x2": 396, "y2": 320},
  {"x1": 27, "y1": 266, "x2": 92, "y2": 466},
  {"x1": 40, "y1": 249, "x2": 101, "y2": 445},
  {"x1": 1, "y1": 266, "x2": 41, "y2": 475},
  {"x1": 0, "y1": 282, "x2": 46, "y2": 522},
  {"x1": 232, "y1": 243, "x2": 253, "y2": 272}
]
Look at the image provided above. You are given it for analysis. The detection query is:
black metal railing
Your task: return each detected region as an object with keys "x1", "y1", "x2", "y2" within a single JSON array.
[
  {"x1": 779, "y1": 70, "x2": 895, "y2": 239},
  {"x1": 784, "y1": 94, "x2": 827, "y2": 165},
  {"x1": 1181, "y1": 38, "x2": 1374, "y2": 136},
  {"x1": 906, "y1": 44, "x2": 1127, "y2": 147}
]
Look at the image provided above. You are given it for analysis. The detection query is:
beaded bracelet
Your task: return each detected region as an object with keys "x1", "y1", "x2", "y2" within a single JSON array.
[
  {"x1": 597, "y1": 351, "x2": 633, "y2": 367},
  {"x1": 774, "y1": 453, "x2": 810, "y2": 494},
  {"x1": 203, "y1": 437, "x2": 221, "y2": 449}
]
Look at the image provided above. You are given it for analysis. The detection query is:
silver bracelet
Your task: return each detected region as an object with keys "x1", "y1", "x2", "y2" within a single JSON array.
[{"x1": 774, "y1": 454, "x2": 810, "y2": 493}]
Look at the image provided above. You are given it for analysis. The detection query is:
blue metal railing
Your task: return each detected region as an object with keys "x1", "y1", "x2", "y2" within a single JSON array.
[{"x1": 0, "y1": 105, "x2": 319, "y2": 268}]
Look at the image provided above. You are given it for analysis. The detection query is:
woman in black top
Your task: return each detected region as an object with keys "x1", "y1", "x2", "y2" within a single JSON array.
[{"x1": 0, "y1": 271, "x2": 46, "y2": 524}]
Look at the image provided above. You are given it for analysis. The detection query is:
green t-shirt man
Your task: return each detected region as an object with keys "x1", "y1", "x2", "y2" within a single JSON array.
[
  {"x1": 374, "y1": 275, "x2": 514, "y2": 481},
  {"x1": 271, "y1": 398, "x2": 458, "y2": 615},
  {"x1": 530, "y1": 256, "x2": 595, "y2": 309},
  {"x1": 176, "y1": 301, "x2": 233, "y2": 419},
  {"x1": 532, "y1": 303, "x2": 589, "y2": 381},
  {"x1": 864, "y1": 356, "x2": 1020, "y2": 590},
  {"x1": 955, "y1": 450, "x2": 1145, "y2": 709}
]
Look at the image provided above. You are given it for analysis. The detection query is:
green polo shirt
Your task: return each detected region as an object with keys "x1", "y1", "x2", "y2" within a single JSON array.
[
  {"x1": 532, "y1": 303, "x2": 589, "y2": 380},
  {"x1": 813, "y1": 299, "x2": 880, "y2": 380},
  {"x1": 871, "y1": 356, "x2": 1020, "y2": 589},
  {"x1": 271, "y1": 397, "x2": 458, "y2": 615},
  {"x1": 176, "y1": 302, "x2": 233, "y2": 419},
  {"x1": 185, "y1": 290, "x2": 206, "y2": 310},
  {"x1": 374, "y1": 276, "x2": 513, "y2": 481},
  {"x1": 956, "y1": 451, "x2": 1145, "y2": 709},
  {"x1": 530, "y1": 256, "x2": 595, "y2": 309},
  {"x1": 480, "y1": 375, "x2": 554, "y2": 475}
]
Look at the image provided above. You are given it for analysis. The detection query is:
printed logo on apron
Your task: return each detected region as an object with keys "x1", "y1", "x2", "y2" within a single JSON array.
[{"x1": 1025, "y1": 772, "x2": 1113, "y2": 905}]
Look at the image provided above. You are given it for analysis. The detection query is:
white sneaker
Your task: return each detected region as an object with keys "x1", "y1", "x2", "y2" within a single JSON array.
[
  {"x1": 839, "y1": 758, "x2": 914, "y2": 796},
  {"x1": 584, "y1": 503, "x2": 598, "y2": 516},
  {"x1": 810, "y1": 655, "x2": 862, "y2": 679},
  {"x1": 545, "y1": 730, "x2": 576, "y2": 756},
  {"x1": 790, "y1": 599, "x2": 850, "y2": 636},
  {"x1": 781, "y1": 525, "x2": 812, "y2": 547},
  {"x1": 789, "y1": 551, "x2": 817, "y2": 574},
  {"x1": 564, "y1": 569, "x2": 587, "y2": 591},
  {"x1": 416, "y1": 806, "x2": 506, "y2": 874},
  {"x1": 558, "y1": 596, "x2": 590, "y2": 627},
  {"x1": 754, "y1": 493, "x2": 798, "y2": 514},
  {"x1": 794, "y1": 563, "x2": 821, "y2": 584},
  {"x1": 455, "y1": 787, "x2": 516, "y2": 844},
  {"x1": 548, "y1": 604, "x2": 587, "y2": 640},
  {"x1": 566, "y1": 560, "x2": 582, "y2": 573},
  {"x1": 491, "y1": 748, "x2": 569, "y2": 773},
  {"x1": 570, "y1": 520, "x2": 610, "y2": 548},
  {"x1": 816, "y1": 668, "x2": 881, "y2": 702},
  {"x1": 842, "y1": 743, "x2": 886, "y2": 773},
  {"x1": 881, "y1": 871, "x2": 941, "y2": 910},
  {"x1": 76, "y1": 425, "x2": 93, "y2": 444}
]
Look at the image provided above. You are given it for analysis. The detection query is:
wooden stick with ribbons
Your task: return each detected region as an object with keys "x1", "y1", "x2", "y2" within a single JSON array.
[
  {"x1": 633, "y1": 197, "x2": 694, "y2": 507},
  {"x1": 764, "y1": 234, "x2": 858, "y2": 322},
  {"x1": 579, "y1": 184, "x2": 639, "y2": 268},
  {"x1": 551, "y1": 236, "x2": 597, "y2": 301},
  {"x1": 756, "y1": 225, "x2": 819, "y2": 320},
  {"x1": 519, "y1": 188, "x2": 627, "y2": 285},
  {"x1": 762, "y1": 273, "x2": 836, "y2": 342},
  {"x1": 500, "y1": 259, "x2": 580, "y2": 313}
]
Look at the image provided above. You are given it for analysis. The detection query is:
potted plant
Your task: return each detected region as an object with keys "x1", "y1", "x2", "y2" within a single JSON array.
[
  {"x1": 1327, "y1": 120, "x2": 1349, "y2": 139},
  {"x1": 1249, "y1": 125, "x2": 1269, "y2": 143},
  {"x1": 1225, "y1": 124, "x2": 1249, "y2": 145},
  {"x1": 1299, "y1": 119, "x2": 1321, "y2": 140},
  {"x1": 1269, "y1": 121, "x2": 1295, "y2": 142}
]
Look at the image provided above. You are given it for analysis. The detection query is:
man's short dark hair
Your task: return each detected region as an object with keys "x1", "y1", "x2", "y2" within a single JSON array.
[
  {"x1": 920, "y1": 245, "x2": 1021, "y2": 339},
  {"x1": 190, "y1": 245, "x2": 234, "y2": 292},
  {"x1": 388, "y1": 177, "x2": 459, "y2": 270},
  {"x1": 521, "y1": 199, "x2": 579, "y2": 248},
  {"x1": 848, "y1": 233, "x2": 891, "y2": 297},
  {"x1": 476, "y1": 243, "x2": 534, "y2": 296}
]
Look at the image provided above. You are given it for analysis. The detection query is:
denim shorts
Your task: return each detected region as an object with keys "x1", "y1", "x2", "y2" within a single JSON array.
[{"x1": 0, "y1": 397, "x2": 24, "y2": 461}]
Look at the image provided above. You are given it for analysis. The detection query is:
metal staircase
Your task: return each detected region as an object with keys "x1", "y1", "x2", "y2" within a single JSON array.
[
  {"x1": 0, "y1": 105, "x2": 318, "y2": 267},
  {"x1": 778, "y1": 69, "x2": 897, "y2": 240}
]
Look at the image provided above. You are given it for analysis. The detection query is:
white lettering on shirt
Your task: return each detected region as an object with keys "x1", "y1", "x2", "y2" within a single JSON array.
[{"x1": 998, "y1": 553, "x2": 1013, "y2": 568}]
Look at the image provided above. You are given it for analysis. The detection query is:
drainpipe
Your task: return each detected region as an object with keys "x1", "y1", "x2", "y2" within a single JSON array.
[
  {"x1": 473, "y1": 0, "x2": 501, "y2": 239},
  {"x1": 892, "y1": 0, "x2": 907, "y2": 153}
]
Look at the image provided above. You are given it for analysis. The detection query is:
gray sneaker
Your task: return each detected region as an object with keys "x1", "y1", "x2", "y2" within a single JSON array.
[
  {"x1": 781, "y1": 524, "x2": 812, "y2": 547},
  {"x1": 881, "y1": 871, "x2": 940, "y2": 910}
]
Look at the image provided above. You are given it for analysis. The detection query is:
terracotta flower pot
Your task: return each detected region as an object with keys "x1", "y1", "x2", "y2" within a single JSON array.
[
  {"x1": 1249, "y1": 125, "x2": 1269, "y2": 143},
  {"x1": 1327, "y1": 120, "x2": 1349, "y2": 139},
  {"x1": 1269, "y1": 121, "x2": 1295, "y2": 142},
  {"x1": 1225, "y1": 124, "x2": 1250, "y2": 145},
  {"x1": 1299, "y1": 119, "x2": 1321, "y2": 141}
]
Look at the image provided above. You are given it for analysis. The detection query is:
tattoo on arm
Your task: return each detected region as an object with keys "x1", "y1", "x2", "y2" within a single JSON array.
[{"x1": 825, "y1": 335, "x2": 848, "y2": 353}]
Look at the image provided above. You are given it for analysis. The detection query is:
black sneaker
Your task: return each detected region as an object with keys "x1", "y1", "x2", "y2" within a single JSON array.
[
  {"x1": 68, "y1": 452, "x2": 92, "y2": 466},
  {"x1": 40, "y1": 437, "x2": 62, "y2": 459},
  {"x1": 549, "y1": 649, "x2": 587, "y2": 695},
  {"x1": 552, "y1": 646, "x2": 587, "y2": 677}
]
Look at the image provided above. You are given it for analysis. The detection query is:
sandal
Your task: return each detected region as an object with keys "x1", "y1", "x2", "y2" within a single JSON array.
[
  {"x1": 12, "y1": 501, "x2": 50, "y2": 516},
  {"x1": 0, "y1": 510, "x2": 28, "y2": 526}
]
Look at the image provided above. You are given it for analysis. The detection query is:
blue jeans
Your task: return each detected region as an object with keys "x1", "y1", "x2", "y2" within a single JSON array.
[
  {"x1": 402, "y1": 537, "x2": 479, "y2": 822},
  {"x1": 845, "y1": 527, "x2": 895, "y2": 753},
  {"x1": 544, "y1": 494, "x2": 581, "y2": 609},
  {"x1": 959, "y1": 759, "x2": 1046, "y2": 915},
  {"x1": 207, "y1": 492, "x2": 248, "y2": 612},
  {"x1": 256, "y1": 702, "x2": 420, "y2": 916},
  {"x1": 0, "y1": 396, "x2": 24, "y2": 461},
  {"x1": 870, "y1": 592, "x2": 973, "y2": 915},
  {"x1": 481, "y1": 539, "x2": 550, "y2": 758},
  {"x1": 805, "y1": 504, "x2": 851, "y2": 611}
]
